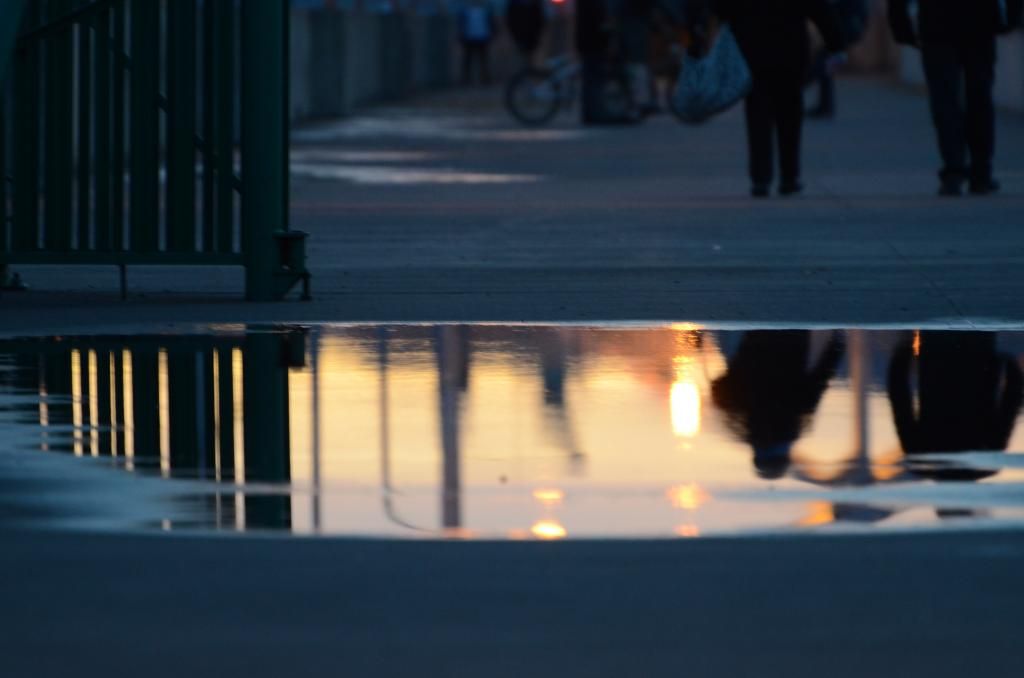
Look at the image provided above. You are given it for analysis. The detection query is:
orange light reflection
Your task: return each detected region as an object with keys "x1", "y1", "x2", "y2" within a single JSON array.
[{"x1": 531, "y1": 520, "x2": 568, "y2": 540}]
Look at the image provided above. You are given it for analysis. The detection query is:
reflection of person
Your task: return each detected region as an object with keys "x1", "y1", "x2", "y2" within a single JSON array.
[
  {"x1": 889, "y1": 1, "x2": 1023, "y2": 196},
  {"x1": 538, "y1": 329, "x2": 585, "y2": 474},
  {"x1": 712, "y1": 331, "x2": 844, "y2": 479},
  {"x1": 888, "y1": 332, "x2": 1023, "y2": 481},
  {"x1": 713, "y1": 0, "x2": 845, "y2": 197}
]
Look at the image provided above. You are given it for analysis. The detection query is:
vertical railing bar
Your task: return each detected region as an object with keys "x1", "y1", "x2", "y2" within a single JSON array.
[
  {"x1": 166, "y1": 0, "x2": 197, "y2": 253},
  {"x1": 1, "y1": 84, "x2": 8, "y2": 252},
  {"x1": 282, "y1": 4, "x2": 290, "y2": 237},
  {"x1": 94, "y1": 4, "x2": 111, "y2": 251},
  {"x1": 215, "y1": 0, "x2": 234, "y2": 254},
  {"x1": 77, "y1": 12, "x2": 93, "y2": 250},
  {"x1": 111, "y1": 0, "x2": 125, "y2": 251},
  {"x1": 44, "y1": 0, "x2": 74, "y2": 252},
  {"x1": 201, "y1": 0, "x2": 215, "y2": 253},
  {"x1": 129, "y1": 0, "x2": 159, "y2": 253},
  {"x1": 12, "y1": 1, "x2": 40, "y2": 251}
]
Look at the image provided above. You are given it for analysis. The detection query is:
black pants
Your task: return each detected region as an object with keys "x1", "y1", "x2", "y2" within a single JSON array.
[
  {"x1": 744, "y1": 70, "x2": 804, "y2": 187},
  {"x1": 461, "y1": 40, "x2": 491, "y2": 85},
  {"x1": 921, "y1": 38, "x2": 997, "y2": 184},
  {"x1": 808, "y1": 49, "x2": 835, "y2": 113}
]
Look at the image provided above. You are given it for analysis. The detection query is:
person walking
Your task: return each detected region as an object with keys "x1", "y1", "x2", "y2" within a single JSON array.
[
  {"x1": 713, "y1": 0, "x2": 845, "y2": 197},
  {"x1": 807, "y1": 0, "x2": 869, "y2": 118},
  {"x1": 506, "y1": 0, "x2": 548, "y2": 66},
  {"x1": 576, "y1": 0, "x2": 616, "y2": 124},
  {"x1": 889, "y1": 0, "x2": 1024, "y2": 196},
  {"x1": 459, "y1": 0, "x2": 498, "y2": 86}
]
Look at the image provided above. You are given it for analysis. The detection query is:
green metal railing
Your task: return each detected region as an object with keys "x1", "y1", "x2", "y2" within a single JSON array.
[{"x1": 0, "y1": 0, "x2": 309, "y2": 301}]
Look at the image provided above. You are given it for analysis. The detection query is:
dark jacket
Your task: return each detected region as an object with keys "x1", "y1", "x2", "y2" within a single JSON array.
[
  {"x1": 714, "y1": 0, "x2": 845, "y2": 74},
  {"x1": 835, "y1": 0, "x2": 870, "y2": 44},
  {"x1": 576, "y1": 0, "x2": 611, "y2": 56},
  {"x1": 889, "y1": 0, "x2": 1024, "y2": 45},
  {"x1": 506, "y1": 0, "x2": 547, "y2": 51}
]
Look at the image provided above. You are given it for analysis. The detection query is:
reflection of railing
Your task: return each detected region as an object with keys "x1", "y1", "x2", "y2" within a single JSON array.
[
  {"x1": 0, "y1": 330, "x2": 307, "y2": 526},
  {"x1": 1, "y1": 1, "x2": 308, "y2": 300}
]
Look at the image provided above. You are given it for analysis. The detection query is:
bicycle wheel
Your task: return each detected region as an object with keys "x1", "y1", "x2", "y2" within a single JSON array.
[{"x1": 505, "y1": 69, "x2": 563, "y2": 127}]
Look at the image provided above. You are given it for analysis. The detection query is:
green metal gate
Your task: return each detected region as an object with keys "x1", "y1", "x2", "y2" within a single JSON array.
[{"x1": 0, "y1": 0, "x2": 309, "y2": 301}]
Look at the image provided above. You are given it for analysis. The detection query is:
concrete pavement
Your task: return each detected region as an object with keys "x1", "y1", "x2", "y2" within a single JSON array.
[
  {"x1": 3, "y1": 77, "x2": 1024, "y2": 678},
  {"x1": 2, "y1": 77, "x2": 1024, "y2": 330}
]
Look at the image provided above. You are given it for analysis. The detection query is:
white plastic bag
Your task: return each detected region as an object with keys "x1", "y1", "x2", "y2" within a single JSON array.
[{"x1": 672, "y1": 26, "x2": 752, "y2": 125}]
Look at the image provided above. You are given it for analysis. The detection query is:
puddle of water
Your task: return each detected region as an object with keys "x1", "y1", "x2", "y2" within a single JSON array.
[{"x1": 2, "y1": 325, "x2": 1024, "y2": 538}]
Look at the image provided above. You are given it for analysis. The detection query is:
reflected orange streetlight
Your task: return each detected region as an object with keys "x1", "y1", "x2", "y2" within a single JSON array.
[
  {"x1": 798, "y1": 501, "x2": 835, "y2": 527},
  {"x1": 674, "y1": 524, "x2": 700, "y2": 538},
  {"x1": 531, "y1": 520, "x2": 568, "y2": 540},
  {"x1": 666, "y1": 483, "x2": 711, "y2": 510},
  {"x1": 533, "y1": 488, "x2": 565, "y2": 506}
]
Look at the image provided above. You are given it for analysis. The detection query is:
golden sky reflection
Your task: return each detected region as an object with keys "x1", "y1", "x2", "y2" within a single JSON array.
[
  {"x1": 13, "y1": 325, "x2": 1024, "y2": 538},
  {"x1": 275, "y1": 326, "x2": 1024, "y2": 538}
]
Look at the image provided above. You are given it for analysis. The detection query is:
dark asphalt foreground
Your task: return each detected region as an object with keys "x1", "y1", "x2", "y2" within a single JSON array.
[
  {"x1": 3, "y1": 78, "x2": 1024, "y2": 677},
  {"x1": 1, "y1": 529, "x2": 1023, "y2": 678}
]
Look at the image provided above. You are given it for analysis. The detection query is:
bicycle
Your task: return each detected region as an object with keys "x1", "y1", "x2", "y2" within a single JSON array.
[{"x1": 504, "y1": 56, "x2": 634, "y2": 127}]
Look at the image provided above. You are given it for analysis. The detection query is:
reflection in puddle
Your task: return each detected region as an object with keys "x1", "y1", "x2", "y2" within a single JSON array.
[{"x1": 2, "y1": 325, "x2": 1024, "y2": 538}]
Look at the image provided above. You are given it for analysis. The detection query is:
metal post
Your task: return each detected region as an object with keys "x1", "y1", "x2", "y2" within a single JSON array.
[
  {"x1": 0, "y1": 0, "x2": 26, "y2": 84},
  {"x1": 240, "y1": 0, "x2": 288, "y2": 301}
]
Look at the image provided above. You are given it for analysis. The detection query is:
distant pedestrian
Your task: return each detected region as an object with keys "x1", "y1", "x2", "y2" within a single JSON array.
[
  {"x1": 618, "y1": 0, "x2": 659, "y2": 117},
  {"x1": 459, "y1": 0, "x2": 498, "y2": 86},
  {"x1": 506, "y1": 0, "x2": 547, "y2": 66},
  {"x1": 889, "y1": 0, "x2": 1024, "y2": 196},
  {"x1": 575, "y1": 0, "x2": 619, "y2": 124},
  {"x1": 807, "y1": 0, "x2": 869, "y2": 119},
  {"x1": 714, "y1": 0, "x2": 846, "y2": 197}
]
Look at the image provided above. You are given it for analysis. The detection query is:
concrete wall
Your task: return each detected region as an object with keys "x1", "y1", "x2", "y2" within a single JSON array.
[
  {"x1": 289, "y1": 8, "x2": 572, "y2": 122},
  {"x1": 291, "y1": 9, "x2": 456, "y2": 121}
]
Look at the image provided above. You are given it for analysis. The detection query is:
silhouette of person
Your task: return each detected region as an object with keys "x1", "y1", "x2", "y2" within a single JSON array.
[
  {"x1": 889, "y1": 0, "x2": 1024, "y2": 196},
  {"x1": 712, "y1": 331, "x2": 844, "y2": 479},
  {"x1": 888, "y1": 331, "x2": 1023, "y2": 481},
  {"x1": 713, "y1": 0, "x2": 846, "y2": 197}
]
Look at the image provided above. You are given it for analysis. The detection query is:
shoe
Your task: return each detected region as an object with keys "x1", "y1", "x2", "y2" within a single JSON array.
[
  {"x1": 969, "y1": 178, "x2": 1001, "y2": 195},
  {"x1": 938, "y1": 180, "x2": 963, "y2": 197},
  {"x1": 779, "y1": 181, "x2": 804, "y2": 197},
  {"x1": 751, "y1": 184, "x2": 771, "y2": 198}
]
